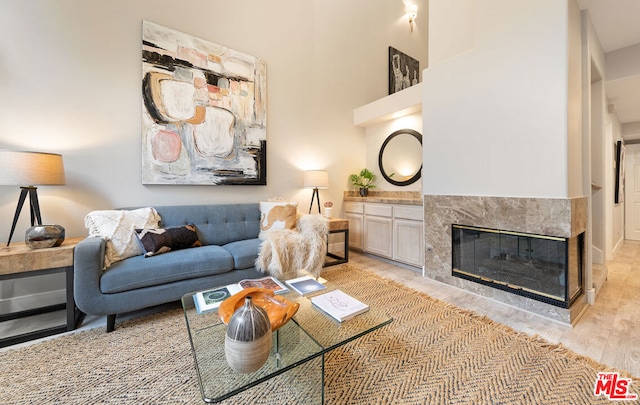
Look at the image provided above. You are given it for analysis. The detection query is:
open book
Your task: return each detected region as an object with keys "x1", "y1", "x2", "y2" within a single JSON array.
[
  {"x1": 193, "y1": 276, "x2": 288, "y2": 314},
  {"x1": 311, "y1": 289, "x2": 369, "y2": 322}
]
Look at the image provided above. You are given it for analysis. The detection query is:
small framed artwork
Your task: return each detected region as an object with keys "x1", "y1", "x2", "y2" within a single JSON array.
[
  {"x1": 388, "y1": 46, "x2": 420, "y2": 95},
  {"x1": 615, "y1": 140, "x2": 626, "y2": 204}
]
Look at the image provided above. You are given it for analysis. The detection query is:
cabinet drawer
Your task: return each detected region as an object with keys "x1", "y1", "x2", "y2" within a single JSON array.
[
  {"x1": 344, "y1": 202, "x2": 364, "y2": 214},
  {"x1": 394, "y1": 205, "x2": 423, "y2": 221},
  {"x1": 364, "y1": 204, "x2": 392, "y2": 217}
]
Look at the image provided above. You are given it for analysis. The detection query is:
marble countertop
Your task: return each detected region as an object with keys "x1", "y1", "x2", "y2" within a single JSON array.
[
  {"x1": 343, "y1": 191, "x2": 422, "y2": 206},
  {"x1": 343, "y1": 196, "x2": 422, "y2": 205}
]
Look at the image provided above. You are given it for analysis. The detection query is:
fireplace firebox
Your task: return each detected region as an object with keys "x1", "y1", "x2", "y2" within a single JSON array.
[{"x1": 451, "y1": 225, "x2": 583, "y2": 308}]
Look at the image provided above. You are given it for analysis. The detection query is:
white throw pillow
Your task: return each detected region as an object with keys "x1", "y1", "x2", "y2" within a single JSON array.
[
  {"x1": 259, "y1": 201, "x2": 298, "y2": 231},
  {"x1": 85, "y1": 207, "x2": 161, "y2": 269}
]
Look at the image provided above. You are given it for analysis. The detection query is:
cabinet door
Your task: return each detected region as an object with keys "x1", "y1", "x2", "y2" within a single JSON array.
[
  {"x1": 364, "y1": 216, "x2": 393, "y2": 258},
  {"x1": 393, "y1": 219, "x2": 424, "y2": 267},
  {"x1": 345, "y1": 212, "x2": 364, "y2": 250},
  {"x1": 344, "y1": 202, "x2": 364, "y2": 214}
]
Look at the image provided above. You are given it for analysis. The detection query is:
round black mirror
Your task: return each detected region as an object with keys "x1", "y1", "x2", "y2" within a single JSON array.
[{"x1": 378, "y1": 129, "x2": 422, "y2": 186}]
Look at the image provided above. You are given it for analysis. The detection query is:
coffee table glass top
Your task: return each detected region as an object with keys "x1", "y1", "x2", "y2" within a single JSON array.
[{"x1": 181, "y1": 280, "x2": 392, "y2": 403}]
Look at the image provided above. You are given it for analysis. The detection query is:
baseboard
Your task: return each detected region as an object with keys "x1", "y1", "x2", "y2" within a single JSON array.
[
  {"x1": 357, "y1": 251, "x2": 422, "y2": 273},
  {"x1": 592, "y1": 246, "x2": 604, "y2": 265},
  {"x1": 328, "y1": 241, "x2": 343, "y2": 252},
  {"x1": 612, "y1": 237, "x2": 624, "y2": 258},
  {"x1": 0, "y1": 290, "x2": 66, "y2": 314}
]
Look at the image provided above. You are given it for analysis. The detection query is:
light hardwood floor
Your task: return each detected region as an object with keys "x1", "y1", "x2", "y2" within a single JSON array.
[
  {"x1": 3, "y1": 242, "x2": 639, "y2": 379},
  {"x1": 350, "y1": 242, "x2": 640, "y2": 378}
]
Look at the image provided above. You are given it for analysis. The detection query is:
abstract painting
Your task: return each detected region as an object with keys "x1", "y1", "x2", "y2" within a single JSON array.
[
  {"x1": 388, "y1": 46, "x2": 419, "y2": 95},
  {"x1": 142, "y1": 21, "x2": 267, "y2": 185}
]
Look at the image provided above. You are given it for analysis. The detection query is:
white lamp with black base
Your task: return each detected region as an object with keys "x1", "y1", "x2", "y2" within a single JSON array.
[{"x1": 303, "y1": 170, "x2": 329, "y2": 214}]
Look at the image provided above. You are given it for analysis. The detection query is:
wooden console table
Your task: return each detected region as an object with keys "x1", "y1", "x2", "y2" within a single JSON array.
[
  {"x1": 324, "y1": 218, "x2": 349, "y2": 267},
  {"x1": 0, "y1": 237, "x2": 84, "y2": 347}
]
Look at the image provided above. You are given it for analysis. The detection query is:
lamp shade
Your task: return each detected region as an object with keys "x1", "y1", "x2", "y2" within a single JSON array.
[
  {"x1": 303, "y1": 170, "x2": 329, "y2": 189},
  {"x1": 0, "y1": 150, "x2": 66, "y2": 186}
]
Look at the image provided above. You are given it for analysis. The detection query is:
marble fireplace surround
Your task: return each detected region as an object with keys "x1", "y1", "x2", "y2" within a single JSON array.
[{"x1": 423, "y1": 195, "x2": 588, "y2": 324}]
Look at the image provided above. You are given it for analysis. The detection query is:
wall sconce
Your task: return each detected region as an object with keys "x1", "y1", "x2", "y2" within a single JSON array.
[
  {"x1": 303, "y1": 170, "x2": 329, "y2": 214},
  {"x1": 406, "y1": 4, "x2": 418, "y2": 32},
  {"x1": 0, "y1": 150, "x2": 66, "y2": 246}
]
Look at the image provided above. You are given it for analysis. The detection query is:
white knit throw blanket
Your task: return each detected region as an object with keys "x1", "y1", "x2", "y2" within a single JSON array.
[{"x1": 255, "y1": 213, "x2": 329, "y2": 279}]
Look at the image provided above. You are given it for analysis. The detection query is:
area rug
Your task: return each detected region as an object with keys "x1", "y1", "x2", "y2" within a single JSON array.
[{"x1": 1, "y1": 264, "x2": 638, "y2": 404}]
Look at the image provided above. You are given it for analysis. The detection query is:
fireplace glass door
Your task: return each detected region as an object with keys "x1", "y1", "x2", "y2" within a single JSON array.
[{"x1": 452, "y1": 225, "x2": 583, "y2": 308}]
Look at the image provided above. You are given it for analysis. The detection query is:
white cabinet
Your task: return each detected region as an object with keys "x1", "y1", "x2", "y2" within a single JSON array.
[
  {"x1": 364, "y1": 205, "x2": 393, "y2": 258},
  {"x1": 344, "y1": 202, "x2": 364, "y2": 250},
  {"x1": 344, "y1": 201, "x2": 424, "y2": 268},
  {"x1": 392, "y1": 205, "x2": 424, "y2": 267}
]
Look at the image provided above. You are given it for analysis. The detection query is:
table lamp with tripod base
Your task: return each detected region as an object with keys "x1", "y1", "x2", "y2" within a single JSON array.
[
  {"x1": 303, "y1": 170, "x2": 329, "y2": 214},
  {"x1": 0, "y1": 150, "x2": 66, "y2": 247}
]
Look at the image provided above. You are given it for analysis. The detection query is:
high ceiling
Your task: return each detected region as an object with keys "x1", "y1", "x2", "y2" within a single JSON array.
[{"x1": 577, "y1": 0, "x2": 640, "y2": 124}]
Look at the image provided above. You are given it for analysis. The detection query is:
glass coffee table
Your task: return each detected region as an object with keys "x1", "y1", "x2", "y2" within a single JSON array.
[{"x1": 181, "y1": 280, "x2": 392, "y2": 403}]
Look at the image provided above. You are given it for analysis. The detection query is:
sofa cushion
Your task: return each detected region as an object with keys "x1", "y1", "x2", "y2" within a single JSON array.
[
  {"x1": 149, "y1": 204, "x2": 261, "y2": 246},
  {"x1": 85, "y1": 207, "x2": 161, "y2": 269},
  {"x1": 100, "y1": 245, "x2": 234, "y2": 294},
  {"x1": 223, "y1": 238, "x2": 261, "y2": 269},
  {"x1": 259, "y1": 201, "x2": 297, "y2": 231},
  {"x1": 135, "y1": 224, "x2": 202, "y2": 257}
]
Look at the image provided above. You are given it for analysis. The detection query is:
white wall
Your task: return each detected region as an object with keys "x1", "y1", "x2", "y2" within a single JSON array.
[
  {"x1": 566, "y1": 0, "x2": 583, "y2": 198},
  {"x1": 610, "y1": 114, "x2": 624, "y2": 255},
  {"x1": 581, "y1": 8, "x2": 622, "y2": 266},
  {"x1": 428, "y1": 0, "x2": 475, "y2": 66},
  {"x1": 579, "y1": 9, "x2": 601, "y2": 285},
  {"x1": 0, "y1": 0, "x2": 428, "y2": 242},
  {"x1": 622, "y1": 122, "x2": 640, "y2": 141},
  {"x1": 590, "y1": 79, "x2": 605, "y2": 262},
  {"x1": 364, "y1": 112, "x2": 423, "y2": 192},
  {"x1": 423, "y1": 0, "x2": 578, "y2": 198}
]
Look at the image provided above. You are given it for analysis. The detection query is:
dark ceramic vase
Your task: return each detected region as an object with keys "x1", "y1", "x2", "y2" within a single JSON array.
[
  {"x1": 224, "y1": 296, "x2": 272, "y2": 373},
  {"x1": 359, "y1": 187, "x2": 369, "y2": 197},
  {"x1": 25, "y1": 225, "x2": 65, "y2": 249}
]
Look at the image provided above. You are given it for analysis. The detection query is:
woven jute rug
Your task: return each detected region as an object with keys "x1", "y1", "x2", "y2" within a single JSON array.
[{"x1": 1, "y1": 264, "x2": 638, "y2": 404}]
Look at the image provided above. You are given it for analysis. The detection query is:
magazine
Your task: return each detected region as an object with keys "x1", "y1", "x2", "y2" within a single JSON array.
[
  {"x1": 193, "y1": 285, "x2": 242, "y2": 314},
  {"x1": 285, "y1": 275, "x2": 327, "y2": 296},
  {"x1": 193, "y1": 276, "x2": 288, "y2": 314},
  {"x1": 238, "y1": 277, "x2": 288, "y2": 293},
  {"x1": 311, "y1": 289, "x2": 369, "y2": 322}
]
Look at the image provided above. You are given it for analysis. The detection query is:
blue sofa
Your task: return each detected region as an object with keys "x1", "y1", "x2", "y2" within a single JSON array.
[{"x1": 74, "y1": 204, "x2": 265, "y2": 332}]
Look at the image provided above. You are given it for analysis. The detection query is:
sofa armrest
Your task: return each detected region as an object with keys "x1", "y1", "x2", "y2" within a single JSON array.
[{"x1": 73, "y1": 237, "x2": 106, "y2": 314}]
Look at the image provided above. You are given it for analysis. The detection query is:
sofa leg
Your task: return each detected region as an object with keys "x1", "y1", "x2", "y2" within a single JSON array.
[{"x1": 106, "y1": 314, "x2": 116, "y2": 333}]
